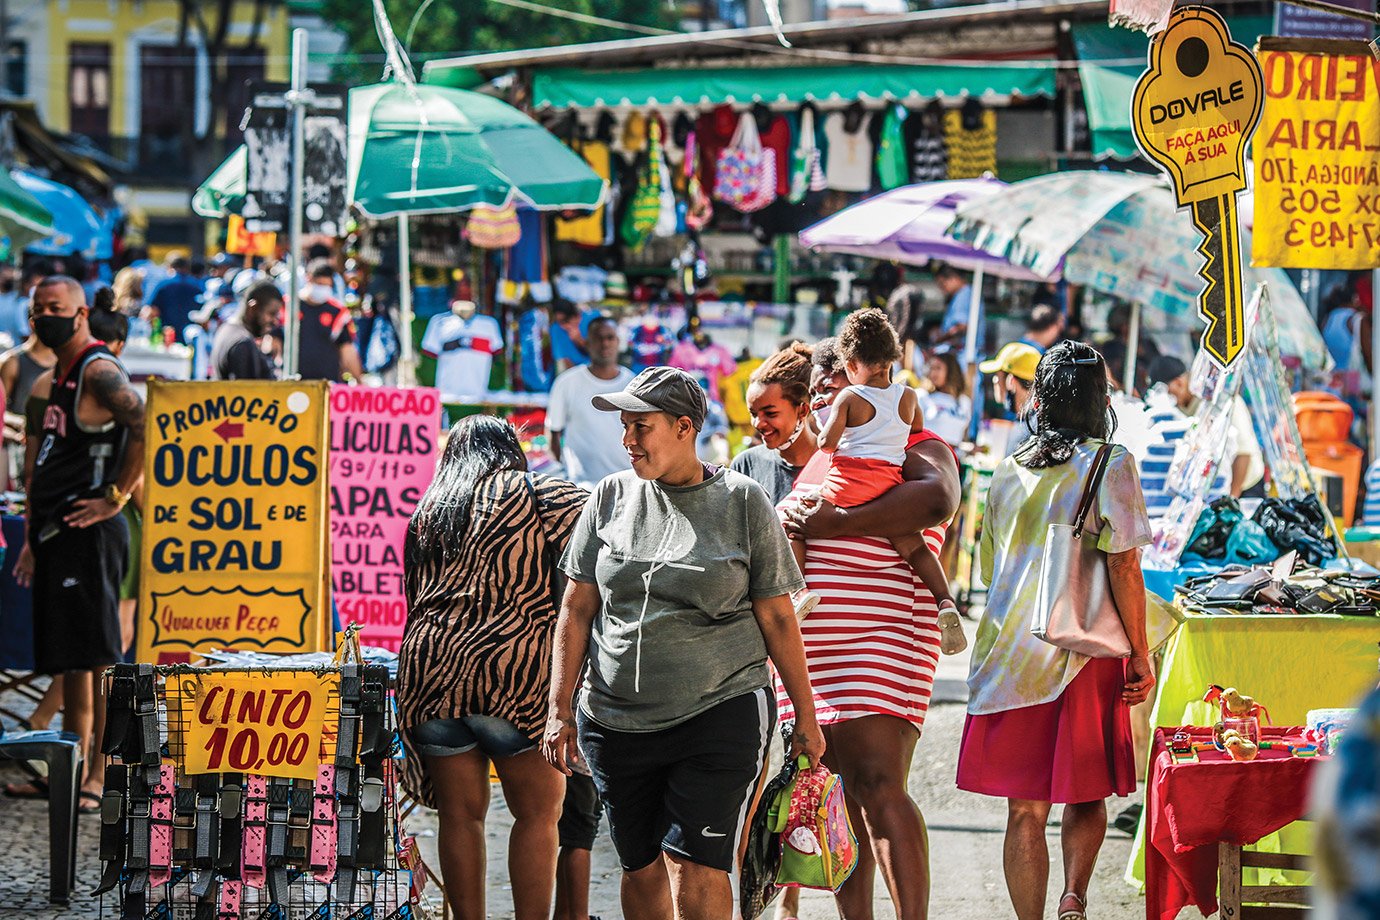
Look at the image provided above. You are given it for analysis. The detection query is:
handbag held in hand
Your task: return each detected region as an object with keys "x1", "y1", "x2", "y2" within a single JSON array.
[{"x1": 1032, "y1": 444, "x2": 1134, "y2": 659}]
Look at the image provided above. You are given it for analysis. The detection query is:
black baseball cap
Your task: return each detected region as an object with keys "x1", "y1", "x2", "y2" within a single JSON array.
[{"x1": 592, "y1": 366, "x2": 708, "y2": 430}]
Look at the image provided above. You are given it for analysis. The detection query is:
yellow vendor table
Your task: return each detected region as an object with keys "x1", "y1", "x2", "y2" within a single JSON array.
[{"x1": 1126, "y1": 611, "x2": 1380, "y2": 890}]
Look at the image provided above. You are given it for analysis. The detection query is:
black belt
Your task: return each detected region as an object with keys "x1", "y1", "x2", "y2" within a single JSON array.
[
  {"x1": 265, "y1": 777, "x2": 292, "y2": 903},
  {"x1": 190, "y1": 773, "x2": 221, "y2": 900},
  {"x1": 216, "y1": 774, "x2": 243, "y2": 879},
  {"x1": 173, "y1": 786, "x2": 197, "y2": 865},
  {"x1": 93, "y1": 762, "x2": 127, "y2": 895},
  {"x1": 333, "y1": 664, "x2": 363, "y2": 902}
]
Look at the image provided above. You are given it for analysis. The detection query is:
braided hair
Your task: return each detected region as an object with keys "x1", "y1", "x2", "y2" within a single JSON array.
[{"x1": 1015, "y1": 340, "x2": 1117, "y2": 469}]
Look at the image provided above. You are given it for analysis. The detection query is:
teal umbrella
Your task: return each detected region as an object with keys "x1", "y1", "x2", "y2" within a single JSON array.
[
  {"x1": 192, "y1": 145, "x2": 247, "y2": 219},
  {"x1": 0, "y1": 169, "x2": 55, "y2": 251},
  {"x1": 347, "y1": 81, "x2": 606, "y2": 218}
]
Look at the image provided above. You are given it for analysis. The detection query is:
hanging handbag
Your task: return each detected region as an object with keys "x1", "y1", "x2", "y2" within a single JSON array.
[
  {"x1": 714, "y1": 112, "x2": 776, "y2": 212},
  {"x1": 684, "y1": 131, "x2": 714, "y2": 231},
  {"x1": 1032, "y1": 444, "x2": 1134, "y2": 659},
  {"x1": 768, "y1": 756, "x2": 858, "y2": 893},
  {"x1": 465, "y1": 204, "x2": 522, "y2": 249}
]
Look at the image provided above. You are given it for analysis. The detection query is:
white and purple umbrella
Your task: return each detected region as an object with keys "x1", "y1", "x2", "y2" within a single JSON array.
[{"x1": 798, "y1": 178, "x2": 1053, "y2": 283}]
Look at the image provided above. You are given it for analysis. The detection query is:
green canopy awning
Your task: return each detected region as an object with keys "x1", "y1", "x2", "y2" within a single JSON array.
[
  {"x1": 348, "y1": 81, "x2": 606, "y2": 218},
  {"x1": 192, "y1": 145, "x2": 247, "y2": 219},
  {"x1": 1072, "y1": 17, "x2": 1271, "y2": 160},
  {"x1": 0, "y1": 168, "x2": 55, "y2": 250},
  {"x1": 531, "y1": 63, "x2": 1057, "y2": 109}
]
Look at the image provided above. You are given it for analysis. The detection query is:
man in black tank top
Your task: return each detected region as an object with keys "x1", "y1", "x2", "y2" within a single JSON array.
[{"x1": 17, "y1": 275, "x2": 146, "y2": 806}]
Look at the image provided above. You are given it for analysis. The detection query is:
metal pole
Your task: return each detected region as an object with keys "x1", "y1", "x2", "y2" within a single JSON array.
[
  {"x1": 284, "y1": 29, "x2": 308, "y2": 378},
  {"x1": 1124, "y1": 299, "x2": 1142, "y2": 395},
  {"x1": 1371, "y1": 268, "x2": 1380, "y2": 461},
  {"x1": 398, "y1": 215, "x2": 416, "y2": 387},
  {"x1": 963, "y1": 263, "x2": 984, "y2": 367}
]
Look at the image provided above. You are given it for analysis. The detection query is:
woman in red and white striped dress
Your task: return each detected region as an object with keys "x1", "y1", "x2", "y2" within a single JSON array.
[{"x1": 777, "y1": 344, "x2": 961, "y2": 920}]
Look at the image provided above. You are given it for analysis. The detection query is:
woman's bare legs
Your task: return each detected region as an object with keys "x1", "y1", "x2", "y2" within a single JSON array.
[
  {"x1": 1060, "y1": 800, "x2": 1107, "y2": 909},
  {"x1": 1004, "y1": 798, "x2": 1052, "y2": 920},
  {"x1": 493, "y1": 748, "x2": 566, "y2": 920},
  {"x1": 824, "y1": 716, "x2": 930, "y2": 920},
  {"x1": 425, "y1": 750, "x2": 491, "y2": 920}
]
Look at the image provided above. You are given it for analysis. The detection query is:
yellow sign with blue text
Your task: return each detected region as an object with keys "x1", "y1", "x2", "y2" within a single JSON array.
[{"x1": 135, "y1": 381, "x2": 331, "y2": 663}]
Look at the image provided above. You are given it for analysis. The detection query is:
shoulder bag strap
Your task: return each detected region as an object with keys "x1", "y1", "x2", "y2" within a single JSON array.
[
  {"x1": 1071, "y1": 443, "x2": 1114, "y2": 539},
  {"x1": 525, "y1": 473, "x2": 567, "y2": 605}
]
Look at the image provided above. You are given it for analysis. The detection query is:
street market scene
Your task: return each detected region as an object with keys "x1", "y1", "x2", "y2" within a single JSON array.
[{"x1": 0, "y1": 0, "x2": 1378, "y2": 917}]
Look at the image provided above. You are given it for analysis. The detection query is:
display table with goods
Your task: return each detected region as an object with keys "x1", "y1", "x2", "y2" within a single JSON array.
[
  {"x1": 90, "y1": 637, "x2": 437, "y2": 919},
  {"x1": 1143, "y1": 725, "x2": 1327, "y2": 920}
]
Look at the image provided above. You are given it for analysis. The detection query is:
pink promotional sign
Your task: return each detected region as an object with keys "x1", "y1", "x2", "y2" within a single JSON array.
[{"x1": 328, "y1": 385, "x2": 440, "y2": 651}]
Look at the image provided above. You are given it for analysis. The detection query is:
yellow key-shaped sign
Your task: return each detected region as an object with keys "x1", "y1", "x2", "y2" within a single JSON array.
[{"x1": 1132, "y1": 6, "x2": 1263, "y2": 367}]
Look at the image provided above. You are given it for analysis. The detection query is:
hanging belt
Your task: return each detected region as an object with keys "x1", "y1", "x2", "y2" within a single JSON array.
[
  {"x1": 173, "y1": 785, "x2": 197, "y2": 865},
  {"x1": 356, "y1": 764, "x2": 387, "y2": 870},
  {"x1": 149, "y1": 763, "x2": 176, "y2": 889},
  {"x1": 265, "y1": 777, "x2": 292, "y2": 903},
  {"x1": 333, "y1": 664, "x2": 363, "y2": 902},
  {"x1": 94, "y1": 762, "x2": 128, "y2": 895},
  {"x1": 287, "y1": 779, "x2": 313, "y2": 864},
  {"x1": 191, "y1": 773, "x2": 221, "y2": 899},
  {"x1": 241, "y1": 776, "x2": 268, "y2": 890},
  {"x1": 102, "y1": 665, "x2": 135, "y2": 759},
  {"x1": 217, "y1": 774, "x2": 243, "y2": 879},
  {"x1": 358, "y1": 667, "x2": 388, "y2": 760},
  {"x1": 308, "y1": 765, "x2": 337, "y2": 884},
  {"x1": 217, "y1": 879, "x2": 242, "y2": 920},
  {"x1": 122, "y1": 766, "x2": 154, "y2": 919}
]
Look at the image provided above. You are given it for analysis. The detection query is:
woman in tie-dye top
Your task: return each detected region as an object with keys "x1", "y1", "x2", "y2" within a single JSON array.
[{"x1": 956, "y1": 341, "x2": 1156, "y2": 920}]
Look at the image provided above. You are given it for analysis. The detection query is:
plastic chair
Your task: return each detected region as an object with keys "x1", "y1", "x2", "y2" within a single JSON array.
[{"x1": 0, "y1": 728, "x2": 82, "y2": 904}]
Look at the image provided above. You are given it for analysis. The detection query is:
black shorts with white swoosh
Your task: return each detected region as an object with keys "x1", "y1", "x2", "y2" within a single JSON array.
[{"x1": 577, "y1": 687, "x2": 775, "y2": 872}]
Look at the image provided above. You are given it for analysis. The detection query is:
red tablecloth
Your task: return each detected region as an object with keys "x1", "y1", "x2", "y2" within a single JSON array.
[{"x1": 1145, "y1": 726, "x2": 1321, "y2": 920}]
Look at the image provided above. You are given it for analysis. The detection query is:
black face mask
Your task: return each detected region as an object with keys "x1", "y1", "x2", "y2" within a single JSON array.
[
  {"x1": 33, "y1": 313, "x2": 78, "y2": 349},
  {"x1": 0, "y1": 279, "x2": 13, "y2": 293},
  {"x1": 1005, "y1": 391, "x2": 1020, "y2": 415}
]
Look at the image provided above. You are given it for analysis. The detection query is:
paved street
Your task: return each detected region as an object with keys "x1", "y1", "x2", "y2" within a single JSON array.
[{"x1": 0, "y1": 630, "x2": 1148, "y2": 919}]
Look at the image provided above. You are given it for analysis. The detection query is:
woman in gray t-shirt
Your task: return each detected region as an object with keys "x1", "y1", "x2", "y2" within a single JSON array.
[{"x1": 542, "y1": 366, "x2": 823, "y2": 920}]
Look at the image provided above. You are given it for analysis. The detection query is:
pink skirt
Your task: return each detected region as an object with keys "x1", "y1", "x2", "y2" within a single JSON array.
[{"x1": 955, "y1": 657, "x2": 1135, "y2": 804}]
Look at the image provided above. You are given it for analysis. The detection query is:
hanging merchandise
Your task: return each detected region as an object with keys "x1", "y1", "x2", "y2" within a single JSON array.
[
  {"x1": 696, "y1": 104, "x2": 739, "y2": 198},
  {"x1": 621, "y1": 120, "x2": 663, "y2": 250},
  {"x1": 620, "y1": 111, "x2": 649, "y2": 155},
  {"x1": 789, "y1": 106, "x2": 826, "y2": 204},
  {"x1": 756, "y1": 104, "x2": 793, "y2": 199},
  {"x1": 875, "y1": 105, "x2": 909, "y2": 190},
  {"x1": 906, "y1": 100, "x2": 949, "y2": 182},
  {"x1": 555, "y1": 137, "x2": 613, "y2": 247},
  {"x1": 500, "y1": 208, "x2": 553, "y2": 303},
  {"x1": 465, "y1": 204, "x2": 522, "y2": 249},
  {"x1": 684, "y1": 131, "x2": 714, "y2": 230},
  {"x1": 653, "y1": 121, "x2": 679, "y2": 238},
  {"x1": 421, "y1": 301, "x2": 505, "y2": 399},
  {"x1": 714, "y1": 111, "x2": 777, "y2": 212},
  {"x1": 823, "y1": 103, "x2": 874, "y2": 193},
  {"x1": 944, "y1": 98, "x2": 997, "y2": 179}
]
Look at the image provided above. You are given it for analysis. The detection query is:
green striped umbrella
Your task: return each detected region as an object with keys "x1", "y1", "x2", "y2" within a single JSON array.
[
  {"x1": 192, "y1": 145, "x2": 247, "y2": 219},
  {"x1": 0, "y1": 168, "x2": 55, "y2": 250},
  {"x1": 347, "y1": 81, "x2": 605, "y2": 218}
]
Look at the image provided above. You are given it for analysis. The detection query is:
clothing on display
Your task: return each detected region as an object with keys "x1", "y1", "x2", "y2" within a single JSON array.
[
  {"x1": 875, "y1": 105, "x2": 909, "y2": 190},
  {"x1": 696, "y1": 105, "x2": 740, "y2": 200},
  {"x1": 669, "y1": 336, "x2": 739, "y2": 403},
  {"x1": 823, "y1": 105, "x2": 874, "y2": 193},
  {"x1": 905, "y1": 101, "x2": 949, "y2": 183},
  {"x1": 628, "y1": 320, "x2": 674, "y2": 373},
  {"x1": 758, "y1": 108, "x2": 793, "y2": 198},
  {"x1": 420, "y1": 310, "x2": 504, "y2": 399},
  {"x1": 518, "y1": 307, "x2": 553, "y2": 393},
  {"x1": 944, "y1": 99, "x2": 997, "y2": 179},
  {"x1": 555, "y1": 139, "x2": 613, "y2": 247},
  {"x1": 556, "y1": 265, "x2": 609, "y2": 304}
]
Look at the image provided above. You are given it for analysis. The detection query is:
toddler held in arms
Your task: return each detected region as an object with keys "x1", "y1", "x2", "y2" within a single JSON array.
[{"x1": 792, "y1": 308, "x2": 967, "y2": 655}]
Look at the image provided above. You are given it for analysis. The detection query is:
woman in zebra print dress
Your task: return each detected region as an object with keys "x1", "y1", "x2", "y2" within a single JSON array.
[{"x1": 397, "y1": 416, "x2": 587, "y2": 920}]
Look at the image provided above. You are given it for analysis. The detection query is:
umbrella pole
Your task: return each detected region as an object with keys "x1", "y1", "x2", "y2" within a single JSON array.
[
  {"x1": 284, "y1": 28, "x2": 307, "y2": 379},
  {"x1": 1124, "y1": 299, "x2": 1141, "y2": 395},
  {"x1": 398, "y1": 215, "x2": 416, "y2": 387},
  {"x1": 963, "y1": 263, "x2": 984, "y2": 367}
]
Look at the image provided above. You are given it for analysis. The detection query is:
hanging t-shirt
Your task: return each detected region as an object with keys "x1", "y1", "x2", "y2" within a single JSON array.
[
  {"x1": 875, "y1": 105, "x2": 909, "y2": 190},
  {"x1": 905, "y1": 102, "x2": 948, "y2": 182},
  {"x1": 696, "y1": 105, "x2": 740, "y2": 198},
  {"x1": 823, "y1": 110, "x2": 874, "y2": 192},
  {"x1": 629, "y1": 323, "x2": 673, "y2": 372},
  {"x1": 555, "y1": 140, "x2": 613, "y2": 247},
  {"x1": 759, "y1": 115, "x2": 793, "y2": 198},
  {"x1": 421, "y1": 312, "x2": 504, "y2": 399},
  {"x1": 944, "y1": 101, "x2": 997, "y2": 179}
]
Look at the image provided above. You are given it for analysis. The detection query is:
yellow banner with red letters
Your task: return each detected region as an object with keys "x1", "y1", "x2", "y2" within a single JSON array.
[
  {"x1": 1252, "y1": 38, "x2": 1380, "y2": 269},
  {"x1": 179, "y1": 671, "x2": 336, "y2": 780}
]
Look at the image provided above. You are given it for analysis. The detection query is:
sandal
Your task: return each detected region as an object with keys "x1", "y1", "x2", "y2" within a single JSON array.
[
  {"x1": 1058, "y1": 892, "x2": 1086, "y2": 920},
  {"x1": 79, "y1": 791, "x2": 103, "y2": 815},
  {"x1": 3, "y1": 779, "x2": 49, "y2": 799}
]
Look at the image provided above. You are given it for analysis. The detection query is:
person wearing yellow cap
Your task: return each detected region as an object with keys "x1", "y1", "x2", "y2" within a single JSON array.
[{"x1": 979, "y1": 342, "x2": 1041, "y2": 458}]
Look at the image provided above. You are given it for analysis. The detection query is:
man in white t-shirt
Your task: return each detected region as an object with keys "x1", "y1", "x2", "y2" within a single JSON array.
[
  {"x1": 421, "y1": 300, "x2": 504, "y2": 399},
  {"x1": 546, "y1": 316, "x2": 633, "y2": 488}
]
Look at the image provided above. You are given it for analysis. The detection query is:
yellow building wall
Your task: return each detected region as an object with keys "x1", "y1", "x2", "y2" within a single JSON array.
[{"x1": 43, "y1": 0, "x2": 290, "y2": 134}]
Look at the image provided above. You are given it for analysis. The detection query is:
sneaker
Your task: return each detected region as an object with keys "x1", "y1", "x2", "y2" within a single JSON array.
[
  {"x1": 937, "y1": 601, "x2": 967, "y2": 655},
  {"x1": 793, "y1": 591, "x2": 821, "y2": 622}
]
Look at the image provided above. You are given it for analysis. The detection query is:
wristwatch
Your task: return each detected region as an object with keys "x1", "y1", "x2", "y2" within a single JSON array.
[{"x1": 105, "y1": 484, "x2": 131, "y2": 509}]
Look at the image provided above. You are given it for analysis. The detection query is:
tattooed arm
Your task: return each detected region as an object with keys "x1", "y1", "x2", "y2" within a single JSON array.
[{"x1": 64, "y1": 358, "x2": 145, "y2": 529}]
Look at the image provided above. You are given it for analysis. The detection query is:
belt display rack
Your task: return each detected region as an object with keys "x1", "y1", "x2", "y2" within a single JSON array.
[{"x1": 95, "y1": 653, "x2": 425, "y2": 919}]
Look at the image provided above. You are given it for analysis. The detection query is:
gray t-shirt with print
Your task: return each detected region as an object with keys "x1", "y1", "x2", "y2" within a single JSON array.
[{"x1": 564, "y1": 467, "x2": 805, "y2": 732}]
